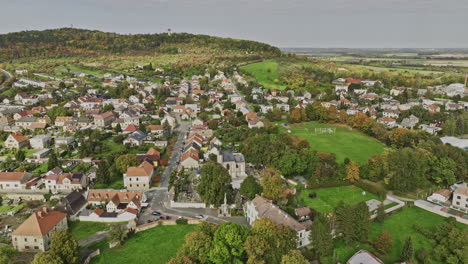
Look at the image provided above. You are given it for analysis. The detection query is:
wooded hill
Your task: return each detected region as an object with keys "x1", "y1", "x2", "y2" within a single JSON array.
[{"x1": 0, "y1": 28, "x2": 281, "y2": 60}]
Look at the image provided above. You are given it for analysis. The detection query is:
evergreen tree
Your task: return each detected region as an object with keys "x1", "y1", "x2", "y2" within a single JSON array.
[
  {"x1": 47, "y1": 151, "x2": 59, "y2": 170},
  {"x1": 15, "y1": 150, "x2": 25, "y2": 162},
  {"x1": 400, "y1": 236, "x2": 414, "y2": 262},
  {"x1": 376, "y1": 203, "x2": 386, "y2": 223},
  {"x1": 96, "y1": 160, "x2": 111, "y2": 185},
  {"x1": 310, "y1": 214, "x2": 333, "y2": 257}
]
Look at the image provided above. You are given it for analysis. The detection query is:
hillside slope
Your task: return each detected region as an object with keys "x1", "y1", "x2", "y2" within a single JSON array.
[{"x1": 0, "y1": 28, "x2": 281, "y2": 60}]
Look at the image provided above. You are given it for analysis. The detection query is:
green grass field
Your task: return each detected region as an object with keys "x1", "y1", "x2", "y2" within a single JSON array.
[
  {"x1": 240, "y1": 60, "x2": 287, "y2": 90},
  {"x1": 323, "y1": 207, "x2": 467, "y2": 264},
  {"x1": 91, "y1": 225, "x2": 196, "y2": 264},
  {"x1": 69, "y1": 221, "x2": 123, "y2": 241},
  {"x1": 281, "y1": 122, "x2": 385, "y2": 163},
  {"x1": 298, "y1": 186, "x2": 380, "y2": 213}
]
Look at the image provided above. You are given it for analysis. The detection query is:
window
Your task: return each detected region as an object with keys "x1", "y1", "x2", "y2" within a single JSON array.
[
  {"x1": 457, "y1": 196, "x2": 461, "y2": 199},
  {"x1": 34, "y1": 246, "x2": 39, "y2": 249},
  {"x1": 24, "y1": 238, "x2": 27, "y2": 242},
  {"x1": 456, "y1": 202, "x2": 460, "y2": 205}
]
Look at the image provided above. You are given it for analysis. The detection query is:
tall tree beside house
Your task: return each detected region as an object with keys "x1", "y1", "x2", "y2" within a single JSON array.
[
  {"x1": 15, "y1": 150, "x2": 25, "y2": 162},
  {"x1": 400, "y1": 236, "x2": 414, "y2": 262},
  {"x1": 209, "y1": 222, "x2": 248, "y2": 264},
  {"x1": 197, "y1": 162, "x2": 232, "y2": 207},
  {"x1": 32, "y1": 231, "x2": 79, "y2": 264},
  {"x1": 31, "y1": 252, "x2": 63, "y2": 264},
  {"x1": 244, "y1": 218, "x2": 297, "y2": 264},
  {"x1": 280, "y1": 250, "x2": 309, "y2": 264},
  {"x1": 239, "y1": 175, "x2": 263, "y2": 200},
  {"x1": 96, "y1": 160, "x2": 111, "y2": 185},
  {"x1": 344, "y1": 161, "x2": 360, "y2": 183},
  {"x1": 163, "y1": 120, "x2": 172, "y2": 140},
  {"x1": 375, "y1": 230, "x2": 392, "y2": 254},
  {"x1": 114, "y1": 123, "x2": 122, "y2": 133},
  {"x1": 47, "y1": 151, "x2": 59, "y2": 170},
  {"x1": 335, "y1": 201, "x2": 354, "y2": 243},
  {"x1": 49, "y1": 231, "x2": 79, "y2": 264},
  {"x1": 353, "y1": 201, "x2": 371, "y2": 242},
  {"x1": 310, "y1": 214, "x2": 334, "y2": 257},
  {"x1": 260, "y1": 168, "x2": 285, "y2": 202},
  {"x1": 115, "y1": 154, "x2": 139, "y2": 173}
]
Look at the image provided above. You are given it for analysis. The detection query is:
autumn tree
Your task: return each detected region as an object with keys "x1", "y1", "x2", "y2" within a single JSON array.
[
  {"x1": 375, "y1": 230, "x2": 392, "y2": 254},
  {"x1": 281, "y1": 250, "x2": 309, "y2": 264},
  {"x1": 289, "y1": 108, "x2": 302, "y2": 123},
  {"x1": 344, "y1": 161, "x2": 360, "y2": 183},
  {"x1": 209, "y1": 222, "x2": 248, "y2": 263},
  {"x1": 260, "y1": 168, "x2": 285, "y2": 202},
  {"x1": 115, "y1": 154, "x2": 139, "y2": 173},
  {"x1": 244, "y1": 218, "x2": 297, "y2": 264}
]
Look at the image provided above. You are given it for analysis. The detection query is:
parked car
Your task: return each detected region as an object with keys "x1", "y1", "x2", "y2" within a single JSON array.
[
  {"x1": 195, "y1": 214, "x2": 204, "y2": 219},
  {"x1": 152, "y1": 211, "x2": 161, "y2": 216}
]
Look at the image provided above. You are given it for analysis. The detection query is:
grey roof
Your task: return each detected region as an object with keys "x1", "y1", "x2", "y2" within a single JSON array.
[
  {"x1": 221, "y1": 151, "x2": 244, "y2": 163},
  {"x1": 127, "y1": 130, "x2": 146, "y2": 141},
  {"x1": 347, "y1": 250, "x2": 384, "y2": 264}
]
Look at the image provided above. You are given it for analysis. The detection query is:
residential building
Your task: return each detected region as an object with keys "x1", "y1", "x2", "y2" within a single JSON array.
[
  {"x1": 94, "y1": 112, "x2": 115, "y2": 127},
  {"x1": 5, "y1": 132, "x2": 29, "y2": 149},
  {"x1": 347, "y1": 250, "x2": 384, "y2": 264},
  {"x1": 0, "y1": 172, "x2": 33, "y2": 191},
  {"x1": 12, "y1": 208, "x2": 67, "y2": 252},
  {"x1": 124, "y1": 161, "x2": 154, "y2": 191},
  {"x1": 244, "y1": 195, "x2": 311, "y2": 248},
  {"x1": 44, "y1": 173, "x2": 88, "y2": 192},
  {"x1": 452, "y1": 186, "x2": 468, "y2": 212},
  {"x1": 428, "y1": 189, "x2": 451, "y2": 204},
  {"x1": 30, "y1": 134, "x2": 52, "y2": 149},
  {"x1": 86, "y1": 190, "x2": 146, "y2": 213}
]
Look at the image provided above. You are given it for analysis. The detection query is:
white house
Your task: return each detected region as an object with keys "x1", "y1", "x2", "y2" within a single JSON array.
[{"x1": 245, "y1": 195, "x2": 311, "y2": 248}]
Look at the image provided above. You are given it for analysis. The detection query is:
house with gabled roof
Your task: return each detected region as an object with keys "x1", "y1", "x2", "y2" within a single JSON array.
[
  {"x1": 12, "y1": 208, "x2": 67, "y2": 252},
  {"x1": 4, "y1": 132, "x2": 29, "y2": 149},
  {"x1": 124, "y1": 161, "x2": 154, "y2": 191},
  {"x1": 86, "y1": 190, "x2": 146, "y2": 213},
  {"x1": 245, "y1": 195, "x2": 311, "y2": 248}
]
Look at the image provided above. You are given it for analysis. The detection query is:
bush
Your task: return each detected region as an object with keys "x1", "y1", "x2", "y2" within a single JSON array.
[
  {"x1": 175, "y1": 218, "x2": 188, "y2": 225},
  {"x1": 43, "y1": 193, "x2": 52, "y2": 201},
  {"x1": 416, "y1": 248, "x2": 430, "y2": 264},
  {"x1": 356, "y1": 180, "x2": 387, "y2": 199}
]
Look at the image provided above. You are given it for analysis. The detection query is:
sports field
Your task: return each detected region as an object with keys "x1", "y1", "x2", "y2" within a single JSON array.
[
  {"x1": 240, "y1": 60, "x2": 287, "y2": 90},
  {"x1": 282, "y1": 122, "x2": 385, "y2": 163},
  {"x1": 298, "y1": 186, "x2": 380, "y2": 213}
]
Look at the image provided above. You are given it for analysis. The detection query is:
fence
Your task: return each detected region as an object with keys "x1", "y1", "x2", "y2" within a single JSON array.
[
  {"x1": 135, "y1": 219, "x2": 201, "y2": 233},
  {"x1": 170, "y1": 200, "x2": 207, "y2": 209},
  {"x1": 414, "y1": 200, "x2": 468, "y2": 225}
]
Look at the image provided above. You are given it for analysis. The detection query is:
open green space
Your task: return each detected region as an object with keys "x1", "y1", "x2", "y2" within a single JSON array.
[
  {"x1": 280, "y1": 122, "x2": 385, "y2": 163},
  {"x1": 0, "y1": 204, "x2": 25, "y2": 214},
  {"x1": 240, "y1": 60, "x2": 287, "y2": 90},
  {"x1": 69, "y1": 221, "x2": 123, "y2": 241},
  {"x1": 298, "y1": 186, "x2": 380, "y2": 213},
  {"x1": 323, "y1": 206, "x2": 467, "y2": 264},
  {"x1": 91, "y1": 224, "x2": 196, "y2": 264}
]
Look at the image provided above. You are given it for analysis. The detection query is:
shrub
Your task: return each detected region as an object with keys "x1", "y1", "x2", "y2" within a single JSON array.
[
  {"x1": 356, "y1": 180, "x2": 387, "y2": 199},
  {"x1": 176, "y1": 218, "x2": 188, "y2": 225}
]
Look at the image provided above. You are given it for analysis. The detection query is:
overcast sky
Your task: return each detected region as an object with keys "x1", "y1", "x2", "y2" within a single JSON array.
[{"x1": 0, "y1": 0, "x2": 467, "y2": 48}]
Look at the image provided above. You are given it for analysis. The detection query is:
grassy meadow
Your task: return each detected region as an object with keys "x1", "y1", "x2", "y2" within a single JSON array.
[
  {"x1": 281, "y1": 122, "x2": 385, "y2": 164},
  {"x1": 240, "y1": 60, "x2": 287, "y2": 90},
  {"x1": 322, "y1": 206, "x2": 467, "y2": 264},
  {"x1": 91, "y1": 225, "x2": 196, "y2": 264},
  {"x1": 298, "y1": 186, "x2": 380, "y2": 213}
]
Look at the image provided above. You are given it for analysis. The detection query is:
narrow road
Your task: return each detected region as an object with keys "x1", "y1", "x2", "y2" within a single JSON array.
[
  {"x1": 159, "y1": 120, "x2": 190, "y2": 188},
  {"x1": 78, "y1": 231, "x2": 110, "y2": 247},
  {"x1": 0, "y1": 68, "x2": 13, "y2": 90}
]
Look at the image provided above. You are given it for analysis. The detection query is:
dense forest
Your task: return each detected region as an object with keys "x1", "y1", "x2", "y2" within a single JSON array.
[{"x1": 0, "y1": 28, "x2": 281, "y2": 60}]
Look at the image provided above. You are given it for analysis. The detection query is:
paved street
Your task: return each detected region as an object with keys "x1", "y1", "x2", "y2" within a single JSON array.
[
  {"x1": 0, "y1": 68, "x2": 13, "y2": 90},
  {"x1": 141, "y1": 120, "x2": 247, "y2": 226},
  {"x1": 159, "y1": 120, "x2": 190, "y2": 188}
]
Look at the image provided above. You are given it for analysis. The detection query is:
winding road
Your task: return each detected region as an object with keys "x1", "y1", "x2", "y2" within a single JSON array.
[{"x1": 0, "y1": 68, "x2": 13, "y2": 90}]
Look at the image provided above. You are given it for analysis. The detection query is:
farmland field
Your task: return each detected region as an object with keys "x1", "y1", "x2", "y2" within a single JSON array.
[
  {"x1": 322, "y1": 206, "x2": 468, "y2": 264},
  {"x1": 280, "y1": 122, "x2": 385, "y2": 163},
  {"x1": 91, "y1": 224, "x2": 196, "y2": 264},
  {"x1": 298, "y1": 186, "x2": 380, "y2": 213},
  {"x1": 240, "y1": 60, "x2": 287, "y2": 90}
]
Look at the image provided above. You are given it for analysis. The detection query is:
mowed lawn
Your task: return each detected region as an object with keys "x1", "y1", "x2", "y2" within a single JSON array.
[
  {"x1": 69, "y1": 221, "x2": 122, "y2": 241},
  {"x1": 298, "y1": 186, "x2": 380, "y2": 213},
  {"x1": 323, "y1": 207, "x2": 468, "y2": 264},
  {"x1": 240, "y1": 60, "x2": 287, "y2": 90},
  {"x1": 284, "y1": 122, "x2": 384, "y2": 163},
  {"x1": 91, "y1": 225, "x2": 196, "y2": 264}
]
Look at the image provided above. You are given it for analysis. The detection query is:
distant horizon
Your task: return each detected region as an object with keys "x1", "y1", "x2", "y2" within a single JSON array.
[
  {"x1": 0, "y1": 0, "x2": 467, "y2": 49},
  {"x1": 1, "y1": 27, "x2": 468, "y2": 51}
]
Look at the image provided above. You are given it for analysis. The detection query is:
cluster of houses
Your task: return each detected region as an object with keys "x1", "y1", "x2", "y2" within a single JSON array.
[{"x1": 428, "y1": 182, "x2": 468, "y2": 213}]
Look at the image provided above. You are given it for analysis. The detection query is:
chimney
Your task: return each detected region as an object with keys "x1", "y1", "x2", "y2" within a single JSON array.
[
  {"x1": 42, "y1": 207, "x2": 48, "y2": 214},
  {"x1": 37, "y1": 211, "x2": 42, "y2": 218}
]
